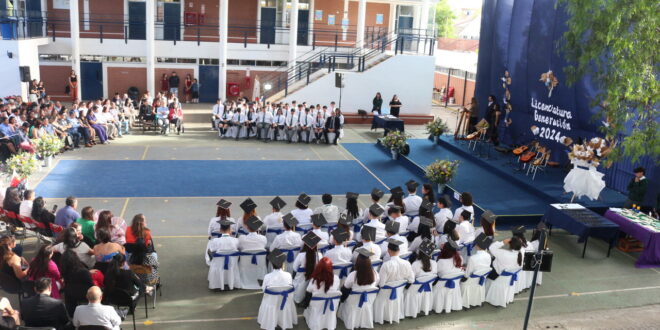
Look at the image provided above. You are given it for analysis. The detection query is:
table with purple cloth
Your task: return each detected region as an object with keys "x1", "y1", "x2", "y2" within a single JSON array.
[
  {"x1": 545, "y1": 204, "x2": 619, "y2": 258},
  {"x1": 604, "y1": 209, "x2": 660, "y2": 268}
]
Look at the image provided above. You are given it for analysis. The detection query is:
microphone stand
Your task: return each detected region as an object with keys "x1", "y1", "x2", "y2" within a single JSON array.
[{"x1": 523, "y1": 227, "x2": 547, "y2": 330}]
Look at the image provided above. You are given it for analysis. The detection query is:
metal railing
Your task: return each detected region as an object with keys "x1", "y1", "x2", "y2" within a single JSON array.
[{"x1": 260, "y1": 32, "x2": 436, "y2": 100}]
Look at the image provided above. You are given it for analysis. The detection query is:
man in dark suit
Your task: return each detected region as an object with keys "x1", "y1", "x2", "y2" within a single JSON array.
[
  {"x1": 20, "y1": 278, "x2": 71, "y2": 330},
  {"x1": 324, "y1": 111, "x2": 341, "y2": 145}
]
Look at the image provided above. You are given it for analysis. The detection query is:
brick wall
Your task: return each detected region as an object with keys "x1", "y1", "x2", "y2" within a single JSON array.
[{"x1": 434, "y1": 72, "x2": 476, "y2": 107}]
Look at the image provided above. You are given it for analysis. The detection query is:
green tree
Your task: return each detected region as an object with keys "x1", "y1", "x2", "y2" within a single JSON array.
[
  {"x1": 435, "y1": 0, "x2": 455, "y2": 38},
  {"x1": 558, "y1": 0, "x2": 659, "y2": 164}
]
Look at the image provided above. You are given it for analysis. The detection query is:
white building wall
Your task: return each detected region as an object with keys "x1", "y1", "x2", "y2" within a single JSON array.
[
  {"x1": 0, "y1": 38, "x2": 49, "y2": 98},
  {"x1": 282, "y1": 55, "x2": 435, "y2": 115}
]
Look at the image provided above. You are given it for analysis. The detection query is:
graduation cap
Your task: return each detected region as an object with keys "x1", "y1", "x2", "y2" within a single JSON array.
[
  {"x1": 385, "y1": 220, "x2": 400, "y2": 234},
  {"x1": 360, "y1": 226, "x2": 376, "y2": 241},
  {"x1": 512, "y1": 225, "x2": 527, "y2": 236},
  {"x1": 475, "y1": 233, "x2": 493, "y2": 250},
  {"x1": 387, "y1": 238, "x2": 403, "y2": 251},
  {"x1": 388, "y1": 205, "x2": 402, "y2": 215},
  {"x1": 268, "y1": 249, "x2": 287, "y2": 268},
  {"x1": 240, "y1": 198, "x2": 257, "y2": 213},
  {"x1": 302, "y1": 231, "x2": 321, "y2": 248},
  {"x1": 390, "y1": 186, "x2": 404, "y2": 198},
  {"x1": 460, "y1": 210, "x2": 472, "y2": 221},
  {"x1": 297, "y1": 193, "x2": 311, "y2": 207},
  {"x1": 419, "y1": 239, "x2": 436, "y2": 257},
  {"x1": 445, "y1": 239, "x2": 460, "y2": 250},
  {"x1": 368, "y1": 204, "x2": 384, "y2": 217},
  {"x1": 216, "y1": 199, "x2": 232, "y2": 209},
  {"x1": 346, "y1": 192, "x2": 359, "y2": 200},
  {"x1": 371, "y1": 188, "x2": 384, "y2": 199},
  {"x1": 355, "y1": 247, "x2": 374, "y2": 258},
  {"x1": 405, "y1": 180, "x2": 418, "y2": 191},
  {"x1": 419, "y1": 216, "x2": 434, "y2": 228},
  {"x1": 282, "y1": 213, "x2": 298, "y2": 228},
  {"x1": 246, "y1": 216, "x2": 263, "y2": 231},
  {"x1": 269, "y1": 196, "x2": 287, "y2": 210},
  {"x1": 331, "y1": 229, "x2": 350, "y2": 244},
  {"x1": 480, "y1": 210, "x2": 497, "y2": 224},
  {"x1": 311, "y1": 213, "x2": 327, "y2": 227},
  {"x1": 420, "y1": 200, "x2": 433, "y2": 214},
  {"x1": 444, "y1": 220, "x2": 457, "y2": 233},
  {"x1": 338, "y1": 213, "x2": 352, "y2": 226},
  {"x1": 437, "y1": 194, "x2": 452, "y2": 207},
  {"x1": 218, "y1": 218, "x2": 235, "y2": 226}
]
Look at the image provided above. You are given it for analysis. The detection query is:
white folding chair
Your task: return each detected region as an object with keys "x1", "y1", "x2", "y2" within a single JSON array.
[
  {"x1": 404, "y1": 274, "x2": 437, "y2": 318},
  {"x1": 485, "y1": 267, "x2": 521, "y2": 307},
  {"x1": 207, "y1": 250, "x2": 242, "y2": 290},
  {"x1": 339, "y1": 286, "x2": 379, "y2": 330},
  {"x1": 332, "y1": 262, "x2": 353, "y2": 286},
  {"x1": 303, "y1": 291, "x2": 342, "y2": 330},
  {"x1": 278, "y1": 246, "x2": 301, "y2": 275},
  {"x1": 433, "y1": 271, "x2": 465, "y2": 313},
  {"x1": 374, "y1": 280, "x2": 407, "y2": 324},
  {"x1": 461, "y1": 267, "x2": 491, "y2": 308},
  {"x1": 238, "y1": 249, "x2": 268, "y2": 290},
  {"x1": 399, "y1": 251, "x2": 413, "y2": 262},
  {"x1": 258, "y1": 285, "x2": 297, "y2": 330}
]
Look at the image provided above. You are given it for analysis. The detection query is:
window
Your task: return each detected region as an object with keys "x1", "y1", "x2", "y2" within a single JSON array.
[
  {"x1": 199, "y1": 58, "x2": 219, "y2": 65},
  {"x1": 240, "y1": 60, "x2": 256, "y2": 66},
  {"x1": 177, "y1": 58, "x2": 197, "y2": 64},
  {"x1": 227, "y1": 59, "x2": 240, "y2": 65}
]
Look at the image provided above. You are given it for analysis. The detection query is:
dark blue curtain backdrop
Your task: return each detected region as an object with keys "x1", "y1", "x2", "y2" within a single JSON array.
[{"x1": 475, "y1": 0, "x2": 657, "y2": 203}]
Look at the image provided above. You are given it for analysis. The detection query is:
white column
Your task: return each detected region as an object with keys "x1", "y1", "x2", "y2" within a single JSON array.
[
  {"x1": 288, "y1": 0, "x2": 299, "y2": 72},
  {"x1": 219, "y1": 0, "x2": 228, "y2": 99},
  {"x1": 356, "y1": 0, "x2": 367, "y2": 48},
  {"x1": 146, "y1": 0, "x2": 155, "y2": 96},
  {"x1": 420, "y1": 0, "x2": 431, "y2": 35},
  {"x1": 69, "y1": 0, "x2": 81, "y2": 99}
]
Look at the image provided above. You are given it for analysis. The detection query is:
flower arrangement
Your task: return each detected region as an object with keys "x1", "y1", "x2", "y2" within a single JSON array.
[
  {"x1": 35, "y1": 134, "x2": 64, "y2": 158},
  {"x1": 425, "y1": 159, "x2": 460, "y2": 184},
  {"x1": 425, "y1": 117, "x2": 450, "y2": 136},
  {"x1": 381, "y1": 130, "x2": 409, "y2": 153},
  {"x1": 5, "y1": 152, "x2": 40, "y2": 179}
]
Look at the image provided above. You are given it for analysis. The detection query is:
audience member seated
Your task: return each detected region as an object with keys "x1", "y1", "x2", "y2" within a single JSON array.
[
  {"x1": 96, "y1": 210, "x2": 126, "y2": 245},
  {"x1": 128, "y1": 241, "x2": 160, "y2": 294},
  {"x1": 54, "y1": 226, "x2": 96, "y2": 269},
  {"x1": 27, "y1": 245, "x2": 63, "y2": 298},
  {"x1": 93, "y1": 228, "x2": 126, "y2": 266},
  {"x1": 0, "y1": 241, "x2": 28, "y2": 281},
  {"x1": 73, "y1": 286, "x2": 122, "y2": 330},
  {"x1": 20, "y1": 277, "x2": 71, "y2": 329},
  {"x1": 30, "y1": 197, "x2": 56, "y2": 233},
  {"x1": 19, "y1": 189, "x2": 35, "y2": 217},
  {"x1": 1, "y1": 235, "x2": 23, "y2": 259},
  {"x1": 0, "y1": 297, "x2": 20, "y2": 330},
  {"x1": 104, "y1": 254, "x2": 142, "y2": 298},
  {"x1": 2, "y1": 187, "x2": 21, "y2": 214},
  {"x1": 60, "y1": 250, "x2": 95, "y2": 317},
  {"x1": 125, "y1": 213, "x2": 153, "y2": 249},
  {"x1": 77, "y1": 206, "x2": 97, "y2": 245},
  {"x1": 55, "y1": 196, "x2": 81, "y2": 228}
]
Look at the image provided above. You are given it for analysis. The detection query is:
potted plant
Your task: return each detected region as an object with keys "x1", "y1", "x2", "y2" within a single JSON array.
[
  {"x1": 425, "y1": 159, "x2": 460, "y2": 193},
  {"x1": 35, "y1": 134, "x2": 64, "y2": 167},
  {"x1": 5, "y1": 152, "x2": 40, "y2": 188},
  {"x1": 425, "y1": 117, "x2": 450, "y2": 144},
  {"x1": 381, "y1": 130, "x2": 409, "y2": 160}
]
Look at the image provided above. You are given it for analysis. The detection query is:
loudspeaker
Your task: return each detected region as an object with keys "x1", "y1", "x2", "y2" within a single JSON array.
[
  {"x1": 335, "y1": 72, "x2": 343, "y2": 88},
  {"x1": 523, "y1": 250, "x2": 553, "y2": 272},
  {"x1": 19, "y1": 66, "x2": 31, "y2": 82}
]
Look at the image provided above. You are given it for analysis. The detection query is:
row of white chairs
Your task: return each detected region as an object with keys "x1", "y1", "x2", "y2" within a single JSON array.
[{"x1": 258, "y1": 266, "x2": 525, "y2": 330}]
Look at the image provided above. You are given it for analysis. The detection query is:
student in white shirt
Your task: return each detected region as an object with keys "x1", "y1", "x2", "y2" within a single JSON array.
[
  {"x1": 263, "y1": 197, "x2": 286, "y2": 248},
  {"x1": 270, "y1": 214, "x2": 303, "y2": 252},
  {"x1": 407, "y1": 199, "x2": 434, "y2": 236},
  {"x1": 155, "y1": 103, "x2": 170, "y2": 135},
  {"x1": 231, "y1": 107, "x2": 247, "y2": 140},
  {"x1": 345, "y1": 193, "x2": 363, "y2": 232},
  {"x1": 386, "y1": 206, "x2": 409, "y2": 235},
  {"x1": 380, "y1": 221, "x2": 408, "y2": 261},
  {"x1": 351, "y1": 226, "x2": 381, "y2": 263},
  {"x1": 360, "y1": 204, "x2": 386, "y2": 243},
  {"x1": 211, "y1": 98, "x2": 224, "y2": 130},
  {"x1": 256, "y1": 106, "x2": 273, "y2": 141},
  {"x1": 303, "y1": 257, "x2": 341, "y2": 330},
  {"x1": 271, "y1": 108, "x2": 287, "y2": 141},
  {"x1": 291, "y1": 193, "x2": 313, "y2": 228},
  {"x1": 208, "y1": 199, "x2": 235, "y2": 238},
  {"x1": 475, "y1": 210, "x2": 496, "y2": 239},
  {"x1": 343, "y1": 247, "x2": 379, "y2": 290},
  {"x1": 385, "y1": 186, "x2": 406, "y2": 218},
  {"x1": 361, "y1": 188, "x2": 385, "y2": 224},
  {"x1": 284, "y1": 108, "x2": 299, "y2": 143},
  {"x1": 310, "y1": 214, "x2": 329, "y2": 246},
  {"x1": 412, "y1": 239, "x2": 438, "y2": 277},
  {"x1": 409, "y1": 217, "x2": 436, "y2": 255},
  {"x1": 298, "y1": 106, "x2": 314, "y2": 143},
  {"x1": 323, "y1": 229, "x2": 353, "y2": 265},
  {"x1": 19, "y1": 189, "x2": 35, "y2": 217},
  {"x1": 293, "y1": 232, "x2": 323, "y2": 303},
  {"x1": 377, "y1": 239, "x2": 415, "y2": 286},
  {"x1": 312, "y1": 110, "x2": 325, "y2": 143},
  {"x1": 488, "y1": 237, "x2": 523, "y2": 280},
  {"x1": 313, "y1": 194, "x2": 340, "y2": 226},
  {"x1": 456, "y1": 210, "x2": 476, "y2": 246},
  {"x1": 452, "y1": 192, "x2": 475, "y2": 222},
  {"x1": 464, "y1": 233, "x2": 493, "y2": 279},
  {"x1": 238, "y1": 216, "x2": 267, "y2": 251},
  {"x1": 258, "y1": 249, "x2": 295, "y2": 330},
  {"x1": 434, "y1": 195, "x2": 453, "y2": 234},
  {"x1": 403, "y1": 180, "x2": 423, "y2": 217},
  {"x1": 436, "y1": 239, "x2": 463, "y2": 278}
]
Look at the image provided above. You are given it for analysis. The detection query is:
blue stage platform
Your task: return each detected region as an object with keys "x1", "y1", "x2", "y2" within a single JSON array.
[{"x1": 344, "y1": 136, "x2": 627, "y2": 226}]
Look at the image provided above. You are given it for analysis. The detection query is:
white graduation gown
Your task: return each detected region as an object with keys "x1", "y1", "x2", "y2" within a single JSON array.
[
  {"x1": 206, "y1": 235, "x2": 241, "y2": 290},
  {"x1": 258, "y1": 269, "x2": 296, "y2": 330}
]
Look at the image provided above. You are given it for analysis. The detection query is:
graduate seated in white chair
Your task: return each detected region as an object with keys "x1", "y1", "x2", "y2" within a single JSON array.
[
  {"x1": 270, "y1": 213, "x2": 303, "y2": 274},
  {"x1": 405, "y1": 238, "x2": 438, "y2": 318},
  {"x1": 206, "y1": 218, "x2": 242, "y2": 290},
  {"x1": 313, "y1": 194, "x2": 340, "y2": 228},
  {"x1": 434, "y1": 194, "x2": 453, "y2": 234},
  {"x1": 409, "y1": 216, "x2": 436, "y2": 257},
  {"x1": 208, "y1": 199, "x2": 235, "y2": 239},
  {"x1": 324, "y1": 229, "x2": 353, "y2": 282},
  {"x1": 359, "y1": 204, "x2": 386, "y2": 243},
  {"x1": 238, "y1": 215, "x2": 268, "y2": 289},
  {"x1": 237, "y1": 198, "x2": 259, "y2": 236},
  {"x1": 485, "y1": 236, "x2": 524, "y2": 308},
  {"x1": 379, "y1": 220, "x2": 408, "y2": 262},
  {"x1": 462, "y1": 233, "x2": 493, "y2": 308},
  {"x1": 293, "y1": 232, "x2": 323, "y2": 304},
  {"x1": 303, "y1": 257, "x2": 341, "y2": 330},
  {"x1": 270, "y1": 108, "x2": 287, "y2": 141},
  {"x1": 386, "y1": 206, "x2": 409, "y2": 236},
  {"x1": 374, "y1": 238, "x2": 415, "y2": 324},
  {"x1": 474, "y1": 210, "x2": 496, "y2": 239},
  {"x1": 456, "y1": 210, "x2": 476, "y2": 265},
  {"x1": 434, "y1": 239, "x2": 465, "y2": 314},
  {"x1": 511, "y1": 225, "x2": 529, "y2": 293},
  {"x1": 258, "y1": 249, "x2": 297, "y2": 330},
  {"x1": 338, "y1": 247, "x2": 380, "y2": 330},
  {"x1": 351, "y1": 226, "x2": 381, "y2": 264},
  {"x1": 255, "y1": 106, "x2": 273, "y2": 142},
  {"x1": 310, "y1": 214, "x2": 329, "y2": 247},
  {"x1": 263, "y1": 197, "x2": 287, "y2": 248}
]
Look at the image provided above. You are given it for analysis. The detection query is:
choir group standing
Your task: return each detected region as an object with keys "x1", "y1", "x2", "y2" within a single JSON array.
[
  {"x1": 211, "y1": 99, "x2": 344, "y2": 145},
  {"x1": 204, "y1": 181, "x2": 545, "y2": 330}
]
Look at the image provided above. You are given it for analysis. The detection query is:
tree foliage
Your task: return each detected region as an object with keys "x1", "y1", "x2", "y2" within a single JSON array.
[
  {"x1": 558, "y1": 0, "x2": 659, "y2": 164},
  {"x1": 435, "y1": 0, "x2": 455, "y2": 38}
]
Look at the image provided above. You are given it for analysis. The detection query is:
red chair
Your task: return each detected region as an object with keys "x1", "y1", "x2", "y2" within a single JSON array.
[{"x1": 50, "y1": 223, "x2": 64, "y2": 235}]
